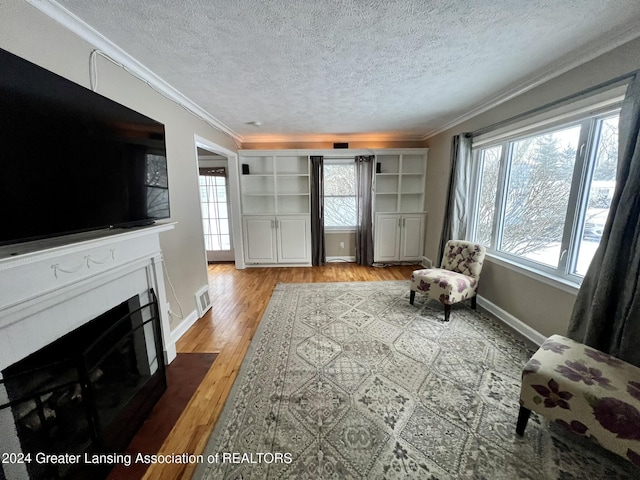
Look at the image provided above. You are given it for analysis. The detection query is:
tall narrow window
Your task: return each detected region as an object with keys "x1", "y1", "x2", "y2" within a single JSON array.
[
  {"x1": 199, "y1": 167, "x2": 231, "y2": 251},
  {"x1": 324, "y1": 162, "x2": 357, "y2": 229},
  {"x1": 474, "y1": 146, "x2": 501, "y2": 246},
  {"x1": 573, "y1": 114, "x2": 618, "y2": 275},
  {"x1": 471, "y1": 107, "x2": 620, "y2": 282}
]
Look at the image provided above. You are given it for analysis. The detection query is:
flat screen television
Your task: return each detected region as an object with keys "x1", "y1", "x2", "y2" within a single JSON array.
[{"x1": 0, "y1": 47, "x2": 170, "y2": 247}]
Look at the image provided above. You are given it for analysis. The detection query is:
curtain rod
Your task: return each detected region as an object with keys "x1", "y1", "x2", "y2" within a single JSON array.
[{"x1": 470, "y1": 69, "x2": 639, "y2": 138}]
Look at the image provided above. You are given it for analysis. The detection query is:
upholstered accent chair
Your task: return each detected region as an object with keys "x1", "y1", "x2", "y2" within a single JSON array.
[
  {"x1": 409, "y1": 240, "x2": 486, "y2": 321},
  {"x1": 518, "y1": 335, "x2": 640, "y2": 467}
]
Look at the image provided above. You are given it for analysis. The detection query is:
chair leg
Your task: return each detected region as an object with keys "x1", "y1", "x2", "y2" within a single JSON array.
[
  {"x1": 516, "y1": 406, "x2": 531, "y2": 435},
  {"x1": 409, "y1": 290, "x2": 415, "y2": 305},
  {"x1": 471, "y1": 295, "x2": 477, "y2": 310},
  {"x1": 444, "y1": 304, "x2": 451, "y2": 322}
]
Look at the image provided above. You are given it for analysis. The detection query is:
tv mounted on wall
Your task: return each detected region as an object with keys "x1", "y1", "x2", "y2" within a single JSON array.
[{"x1": 0, "y1": 47, "x2": 170, "y2": 248}]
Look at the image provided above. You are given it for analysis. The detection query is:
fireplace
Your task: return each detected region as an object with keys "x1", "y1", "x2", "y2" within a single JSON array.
[
  {"x1": 0, "y1": 291, "x2": 166, "y2": 479},
  {"x1": 0, "y1": 224, "x2": 176, "y2": 480}
]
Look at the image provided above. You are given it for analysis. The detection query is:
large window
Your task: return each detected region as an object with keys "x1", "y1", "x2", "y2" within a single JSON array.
[
  {"x1": 324, "y1": 161, "x2": 357, "y2": 229},
  {"x1": 471, "y1": 109, "x2": 619, "y2": 282}
]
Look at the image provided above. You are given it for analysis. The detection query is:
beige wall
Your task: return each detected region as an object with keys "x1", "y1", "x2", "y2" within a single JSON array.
[
  {"x1": 1, "y1": 2, "x2": 238, "y2": 330},
  {"x1": 425, "y1": 36, "x2": 640, "y2": 337},
  {"x1": 325, "y1": 232, "x2": 356, "y2": 257}
]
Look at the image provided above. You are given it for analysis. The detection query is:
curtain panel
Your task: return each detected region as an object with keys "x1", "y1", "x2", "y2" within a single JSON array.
[
  {"x1": 355, "y1": 155, "x2": 374, "y2": 266},
  {"x1": 310, "y1": 156, "x2": 326, "y2": 266},
  {"x1": 567, "y1": 75, "x2": 640, "y2": 367},
  {"x1": 438, "y1": 133, "x2": 473, "y2": 265}
]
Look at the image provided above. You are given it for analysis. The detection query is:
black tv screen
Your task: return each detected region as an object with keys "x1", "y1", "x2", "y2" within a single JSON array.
[{"x1": 0, "y1": 48, "x2": 170, "y2": 247}]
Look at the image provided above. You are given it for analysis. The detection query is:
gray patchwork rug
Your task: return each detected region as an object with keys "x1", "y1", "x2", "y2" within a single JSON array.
[{"x1": 196, "y1": 281, "x2": 638, "y2": 479}]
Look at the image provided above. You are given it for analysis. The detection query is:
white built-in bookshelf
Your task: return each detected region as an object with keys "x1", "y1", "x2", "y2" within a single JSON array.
[
  {"x1": 374, "y1": 153, "x2": 427, "y2": 213},
  {"x1": 240, "y1": 155, "x2": 310, "y2": 215}
]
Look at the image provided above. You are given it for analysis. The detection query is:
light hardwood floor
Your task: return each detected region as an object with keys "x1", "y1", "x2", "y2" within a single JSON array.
[{"x1": 143, "y1": 262, "x2": 418, "y2": 480}]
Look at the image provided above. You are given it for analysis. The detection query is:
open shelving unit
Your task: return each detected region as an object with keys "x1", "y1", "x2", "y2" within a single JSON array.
[
  {"x1": 240, "y1": 155, "x2": 310, "y2": 215},
  {"x1": 374, "y1": 153, "x2": 426, "y2": 213},
  {"x1": 238, "y1": 152, "x2": 311, "y2": 265}
]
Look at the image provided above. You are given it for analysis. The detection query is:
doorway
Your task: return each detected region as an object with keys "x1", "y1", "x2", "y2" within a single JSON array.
[{"x1": 198, "y1": 147, "x2": 235, "y2": 262}]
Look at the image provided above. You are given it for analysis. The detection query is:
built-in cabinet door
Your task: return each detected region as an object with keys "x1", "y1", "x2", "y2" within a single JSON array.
[
  {"x1": 374, "y1": 213, "x2": 425, "y2": 263},
  {"x1": 277, "y1": 216, "x2": 310, "y2": 263},
  {"x1": 400, "y1": 214, "x2": 425, "y2": 261},
  {"x1": 242, "y1": 216, "x2": 277, "y2": 264},
  {"x1": 243, "y1": 215, "x2": 310, "y2": 264},
  {"x1": 374, "y1": 214, "x2": 402, "y2": 262}
]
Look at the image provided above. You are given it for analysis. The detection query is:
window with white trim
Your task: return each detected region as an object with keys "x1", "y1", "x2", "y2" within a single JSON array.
[
  {"x1": 324, "y1": 161, "x2": 357, "y2": 229},
  {"x1": 471, "y1": 108, "x2": 620, "y2": 282}
]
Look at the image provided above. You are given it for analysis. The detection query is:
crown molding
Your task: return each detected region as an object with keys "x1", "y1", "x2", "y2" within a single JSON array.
[
  {"x1": 239, "y1": 132, "x2": 425, "y2": 144},
  {"x1": 27, "y1": 0, "x2": 243, "y2": 143},
  {"x1": 422, "y1": 26, "x2": 640, "y2": 140}
]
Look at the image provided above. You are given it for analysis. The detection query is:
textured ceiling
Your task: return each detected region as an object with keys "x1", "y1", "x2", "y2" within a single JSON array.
[{"x1": 53, "y1": 0, "x2": 640, "y2": 143}]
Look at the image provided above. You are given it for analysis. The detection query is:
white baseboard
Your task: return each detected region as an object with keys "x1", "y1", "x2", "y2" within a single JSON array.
[
  {"x1": 327, "y1": 256, "x2": 356, "y2": 262},
  {"x1": 477, "y1": 296, "x2": 546, "y2": 346},
  {"x1": 170, "y1": 308, "x2": 199, "y2": 345}
]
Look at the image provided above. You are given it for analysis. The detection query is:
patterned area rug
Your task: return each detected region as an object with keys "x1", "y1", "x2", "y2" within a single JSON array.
[{"x1": 196, "y1": 281, "x2": 638, "y2": 479}]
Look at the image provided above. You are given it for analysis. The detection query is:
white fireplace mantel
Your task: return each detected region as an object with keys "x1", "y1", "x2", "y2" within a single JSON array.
[{"x1": 0, "y1": 223, "x2": 177, "y2": 372}]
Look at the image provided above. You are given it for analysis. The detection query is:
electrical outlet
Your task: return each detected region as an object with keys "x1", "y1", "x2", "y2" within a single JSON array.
[{"x1": 339, "y1": 241, "x2": 345, "y2": 249}]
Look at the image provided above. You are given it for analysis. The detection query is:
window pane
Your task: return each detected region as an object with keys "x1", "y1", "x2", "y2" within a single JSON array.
[
  {"x1": 500, "y1": 126, "x2": 580, "y2": 267},
  {"x1": 324, "y1": 163, "x2": 357, "y2": 228},
  {"x1": 324, "y1": 164, "x2": 356, "y2": 195},
  {"x1": 574, "y1": 115, "x2": 618, "y2": 275},
  {"x1": 199, "y1": 174, "x2": 231, "y2": 252},
  {"x1": 325, "y1": 197, "x2": 357, "y2": 227},
  {"x1": 475, "y1": 146, "x2": 501, "y2": 246}
]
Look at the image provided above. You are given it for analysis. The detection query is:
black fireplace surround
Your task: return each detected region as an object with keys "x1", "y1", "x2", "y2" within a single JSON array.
[{"x1": 0, "y1": 290, "x2": 166, "y2": 480}]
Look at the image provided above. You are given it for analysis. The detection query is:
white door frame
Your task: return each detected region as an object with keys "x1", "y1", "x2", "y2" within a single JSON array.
[{"x1": 193, "y1": 135, "x2": 245, "y2": 269}]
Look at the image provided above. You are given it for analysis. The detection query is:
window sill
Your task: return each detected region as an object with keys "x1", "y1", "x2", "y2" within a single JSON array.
[
  {"x1": 485, "y1": 253, "x2": 581, "y2": 295},
  {"x1": 325, "y1": 228, "x2": 356, "y2": 234}
]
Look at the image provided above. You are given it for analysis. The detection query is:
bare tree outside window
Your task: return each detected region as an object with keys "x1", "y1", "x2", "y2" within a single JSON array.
[
  {"x1": 475, "y1": 146, "x2": 501, "y2": 246},
  {"x1": 472, "y1": 110, "x2": 619, "y2": 280},
  {"x1": 500, "y1": 126, "x2": 580, "y2": 266},
  {"x1": 324, "y1": 163, "x2": 357, "y2": 228},
  {"x1": 574, "y1": 115, "x2": 618, "y2": 275}
]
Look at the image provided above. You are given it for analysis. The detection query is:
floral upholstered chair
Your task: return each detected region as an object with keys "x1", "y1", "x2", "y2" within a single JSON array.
[
  {"x1": 518, "y1": 334, "x2": 640, "y2": 467},
  {"x1": 409, "y1": 240, "x2": 486, "y2": 321}
]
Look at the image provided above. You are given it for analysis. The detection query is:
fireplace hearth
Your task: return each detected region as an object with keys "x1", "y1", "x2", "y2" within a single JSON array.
[{"x1": 0, "y1": 291, "x2": 166, "y2": 480}]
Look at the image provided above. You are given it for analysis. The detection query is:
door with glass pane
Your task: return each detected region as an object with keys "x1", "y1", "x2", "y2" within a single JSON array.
[{"x1": 199, "y1": 167, "x2": 234, "y2": 262}]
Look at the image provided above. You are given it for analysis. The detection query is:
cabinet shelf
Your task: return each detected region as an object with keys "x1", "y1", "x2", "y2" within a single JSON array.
[
  {"x1": 375, "y1": 153, "x2": 426, "y2": 214},
  {"x1": 240, "y1": 153, "x2": 311, "y2": 222}
]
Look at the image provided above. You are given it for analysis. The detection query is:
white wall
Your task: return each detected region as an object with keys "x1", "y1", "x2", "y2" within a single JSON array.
[
  {"x1": 0, "y1": 1, "x2": 238, "y2": 329},
  {"x1": 425, "y1": 36, "x2": 640, "y2": 337}
]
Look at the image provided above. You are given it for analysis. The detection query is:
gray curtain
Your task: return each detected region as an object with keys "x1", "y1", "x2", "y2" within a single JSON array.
[
  {"x1": 567, "y1": 75, "x2": 640, "y2": 367},
  {"x1": 438, "y1": 133, "x2": 473, "y2": 265},
  {"x1": 355, "y1": 155, "x2": 374, "y2": 265},
  {"x1": 310, "y1": 156, "x2": 325, "y2": 266}
]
